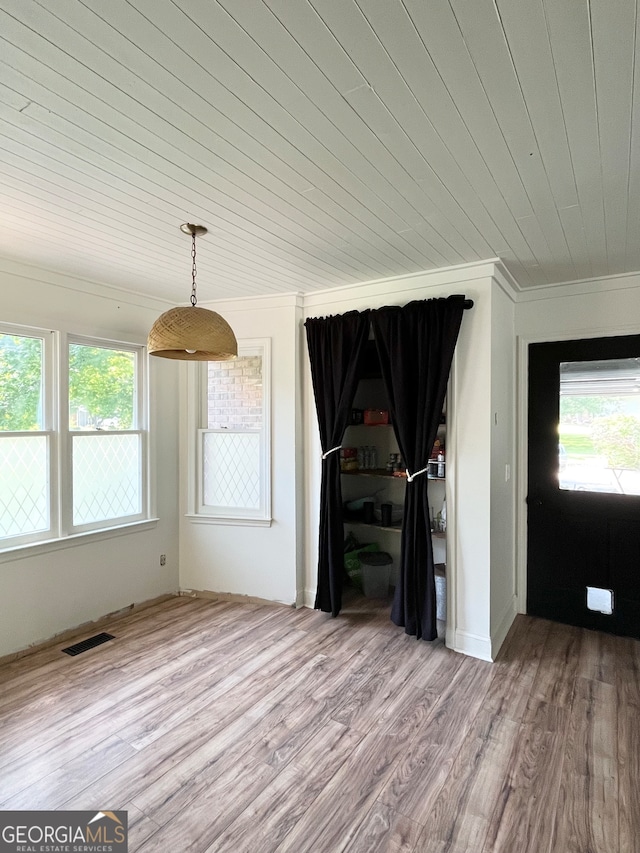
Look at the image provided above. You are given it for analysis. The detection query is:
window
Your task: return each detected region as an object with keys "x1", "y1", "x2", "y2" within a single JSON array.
[
  {"x1": 0, "y1": 324, "x2": 148, "y2": 550},
  {"x1": 559, "y1": 357, "x2": 640, "y2": 495},
  {"x1": 67, "y1": 339, "x2": 145, "y2": 530},
  {"x1": 193, "y1": 339, "x2": 271, "y2": 524},
  {"x1": 0, "y1": 328, "x2": 51, "y2": 545}
]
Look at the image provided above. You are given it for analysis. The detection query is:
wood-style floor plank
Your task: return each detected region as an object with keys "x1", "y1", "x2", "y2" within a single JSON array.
[
  {"x1": 0, "y1": 594, "x2": 636, "y2": 853},
  {"x1": 415, "y1": 709, "x2": 520, "y2": 853},
  {"x1": 550, "y1": 677, "x2": 618, "y2": 853},
  {"x1": 208, "y1": 721, "x2": 364, "y2": 853},
  {"x1": 342, "y1": 802, "x2": 423, "y2": 853}
]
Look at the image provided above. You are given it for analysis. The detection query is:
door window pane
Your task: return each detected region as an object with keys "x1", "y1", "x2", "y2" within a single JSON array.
[
  {"x1": 69, "y1": 344, "x2": 135, "y2": 430},
  {"x1": 0, "y1": 333, "x2": 43, "y2": 430},
  {"x1": 559, "y1": 358, "x2": 640, "y2": 495}
]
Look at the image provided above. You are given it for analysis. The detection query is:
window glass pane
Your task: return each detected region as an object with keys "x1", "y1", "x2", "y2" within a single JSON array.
[
  {"x1": 0, "y1": 333, "x2": 43, "y2": 430},
  {"x1": 207, "y1": 356, "x2": 262, "y2": 430},
  {"x1": 559, "y1": 358, "x2": 640, "y2": 495},
  {"x1": 203, "y1": 432, "x2": 261, "y2": 509},
  {"x1": 0, "y1": 435, "x2": 49, "y2": 537},
  {"x1": 72, "y1": 434, "x2": 141, "y2": 525},
  {"x1": 69, "y1": 344, "x2": 135, "y2": 430}
]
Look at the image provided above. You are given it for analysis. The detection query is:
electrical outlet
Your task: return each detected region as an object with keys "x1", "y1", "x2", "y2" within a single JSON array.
[{"x1": 159, "y1": 554, "x2": 166, "y2": 566}]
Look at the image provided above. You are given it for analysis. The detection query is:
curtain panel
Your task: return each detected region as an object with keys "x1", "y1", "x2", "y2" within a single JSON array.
[
  {"x1": 305, "y1": 310, "x2": 371, "y2": 615},
  {"x1": 371, "y1": 295, "x2": 465, "y2": 640}
]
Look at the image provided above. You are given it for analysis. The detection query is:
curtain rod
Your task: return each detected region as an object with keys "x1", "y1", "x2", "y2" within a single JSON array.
[
  {"x1": 305, "y1": 296, "x2": 474, "y2": 324},
  {"x1": 451, "y1": 294, "x2": 473, "y2": 309}
]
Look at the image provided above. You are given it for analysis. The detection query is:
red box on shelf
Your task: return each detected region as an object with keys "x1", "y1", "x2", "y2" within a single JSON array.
[{"x1": 363, "y1": 409, "x2": 389, "y2": 426}]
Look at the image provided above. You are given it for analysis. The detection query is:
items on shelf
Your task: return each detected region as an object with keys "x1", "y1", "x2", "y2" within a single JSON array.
[
  {"x1": 435, "y1": 563, "x2": 446, "y2": 621},
  {"x1": 385, "y1": 452, "x2": 403, "y2": 473},
  {"x1": 340, "y1": 446, "x2": 358, "y2": 471},
  {"x1": 343, "y1": 532, "x2": 379, "y2": 592},
  {"x1": 428, "y1": 438, "x2": 445, "y2": 479},
  {"x1": 363, "y1": 408, "x2": 390, "y2": 425},
  {"x1": 342, "y1": 447, "x2": 406, "y2": 474},
  {"x1": 359, "y1": 550, "x2": 393, "y2": 598},
  {"x1": 348, "y1": 445, "x2": 380, "y2": 470},
  {"x1": 375, "y1": 503, "x2": 403, "y2": 525},
  {"x1": 431, "y1": 499, "x2": 447, "y2": 533},
  {"x1": 343, "y1": 495, "x2": 403, "y2": 528},
  {"x1": 343, "y1": 532, "x2": 392, "y2": 599}
]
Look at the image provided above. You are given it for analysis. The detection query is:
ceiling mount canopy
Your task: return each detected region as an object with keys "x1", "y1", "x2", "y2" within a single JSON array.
[{"x1": 147, "y1": 224, "x2": 238, "y2": 361}]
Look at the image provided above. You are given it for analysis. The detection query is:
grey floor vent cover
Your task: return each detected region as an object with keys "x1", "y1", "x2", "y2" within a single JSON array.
[{"x1": 62, "y1": 632, "x2": 115, "y2": 656}]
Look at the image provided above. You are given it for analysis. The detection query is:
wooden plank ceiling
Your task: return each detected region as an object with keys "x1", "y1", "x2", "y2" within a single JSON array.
[{"x1": 0, "y1": 0, "x2": 637, "y2": 302}]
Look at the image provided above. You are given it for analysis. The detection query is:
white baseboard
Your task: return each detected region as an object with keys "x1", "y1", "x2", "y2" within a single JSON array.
[
  {"x1": 301, "y1": 587, "x2": 316, "y2": 608},
  {"x1": 491, "y1": 596, "x2": 518, "y2": 660},
  {"x1": 450, "y1": 629, "x2": 493, "y2": 661}
]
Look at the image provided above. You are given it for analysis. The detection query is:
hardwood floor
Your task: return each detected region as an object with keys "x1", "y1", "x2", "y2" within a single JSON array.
[{"x1": 0, "y1": 592, "x2": 637, "y2": 852}]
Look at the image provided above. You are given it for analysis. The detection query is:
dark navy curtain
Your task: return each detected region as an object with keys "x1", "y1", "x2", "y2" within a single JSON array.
[
  {"x1": 305, "y1": 310, "x2": 371, "y2": 615},
  {"x1": 371, "y1": 296, "x2": 465, "y2": 640}
]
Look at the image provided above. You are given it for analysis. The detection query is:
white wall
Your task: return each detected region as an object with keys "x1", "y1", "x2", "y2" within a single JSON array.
[
  {"x1": 303, "y1": 261, "x2": 516, "y2": 660},
  {"x1": 515, "y1": 271, "x2": 640, "y2": 611},
  {"x1": 0, "y1": 254, "x2": 524, "y2": 661},
  {"x1": 489, "y1": 278, "x2": 517, "y2": 655},
  {"x1": 179, "y1": 294, "x2": 303, "y2": 605},
  {"x1": 0, "y1": 259, "x2": 180, "y2": 658}
]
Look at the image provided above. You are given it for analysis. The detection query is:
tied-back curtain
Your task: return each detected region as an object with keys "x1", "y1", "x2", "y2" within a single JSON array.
[
  {"x1": 305, "y1": 310, "x2": 371, "y2": 615},
  {"x1": 371, "y1": 296, "x2": 465, "y2": 640}
]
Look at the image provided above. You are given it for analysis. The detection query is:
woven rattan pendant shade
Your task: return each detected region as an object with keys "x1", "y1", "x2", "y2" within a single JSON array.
[
  {"x1": 148, "y1": 223, "x2": 238, "y2": 361},
  {"x1": 147, "y1": 305, "x2": 237, "y2": 360}
]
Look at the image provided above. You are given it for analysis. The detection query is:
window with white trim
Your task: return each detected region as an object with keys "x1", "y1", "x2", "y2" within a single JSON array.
[
  {"x1": 195, "y1": 339, "x2": 271, "y2": 524},
  {"x1": 0, "y1": 324, "x2": 148, "y2": 549}
]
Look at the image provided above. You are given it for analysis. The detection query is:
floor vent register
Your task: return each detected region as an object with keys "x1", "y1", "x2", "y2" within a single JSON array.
[{"x1": 62, "y1": 632, "x2": 115, "y2": 656}]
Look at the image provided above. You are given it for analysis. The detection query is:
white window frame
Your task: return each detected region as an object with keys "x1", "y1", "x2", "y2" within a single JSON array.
[
  {"x1": 64, "y1": 334, "x2": 148, "y2": 534},
  {"x1": 0, "y1": 323, "x2": 151, "y2": 554},
  {"x1": 188, "y1": 338, "x2": 271, "y2": 526},
  {"x1": 0, "y1": 324, "x2": 56, "y2": 548}
]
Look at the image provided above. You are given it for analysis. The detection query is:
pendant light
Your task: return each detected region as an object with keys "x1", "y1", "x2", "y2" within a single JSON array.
[{"x1": 147, "y1": 224, "x2": 238, "y2": 361}]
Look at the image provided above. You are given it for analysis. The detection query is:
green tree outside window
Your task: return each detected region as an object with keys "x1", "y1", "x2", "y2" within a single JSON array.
[
  {"x1": 0, "y1": 334, "x2": 43, "y2": 431},
  {"x1": 68, "y1": 344, "x2": 135, "y2": 430}
]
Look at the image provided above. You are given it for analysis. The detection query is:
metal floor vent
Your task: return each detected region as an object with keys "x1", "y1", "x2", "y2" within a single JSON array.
[{"x1": 62, "y1": 632, "x2": 115, "y2": 656}]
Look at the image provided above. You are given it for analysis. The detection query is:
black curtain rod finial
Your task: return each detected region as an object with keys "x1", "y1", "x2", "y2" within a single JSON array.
[{"x1": 450, "y1": 294, "x2": 473, "y2": 309}]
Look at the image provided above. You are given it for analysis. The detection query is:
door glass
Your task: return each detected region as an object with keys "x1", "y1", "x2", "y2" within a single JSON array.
[{"x1": 559, "y1": 358, "x2": 640, "y2": 495}]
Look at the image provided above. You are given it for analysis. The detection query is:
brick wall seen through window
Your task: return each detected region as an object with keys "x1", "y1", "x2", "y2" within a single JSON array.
[{"x1": 207, "y1": 356, "x2": 262, "y2": 430}]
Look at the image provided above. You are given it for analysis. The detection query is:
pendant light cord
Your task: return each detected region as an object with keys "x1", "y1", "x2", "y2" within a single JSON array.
[{"x1": 190, "y1": 231, "x2": 198, "y2": 307}]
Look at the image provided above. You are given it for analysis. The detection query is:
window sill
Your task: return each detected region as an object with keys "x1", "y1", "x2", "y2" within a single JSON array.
[
  {"x1": 0, "y1": 518, "x2": 160, "y2": 564},
  {"x1": 185, "y1": 513, "x2": 272, "y2": 528}
]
